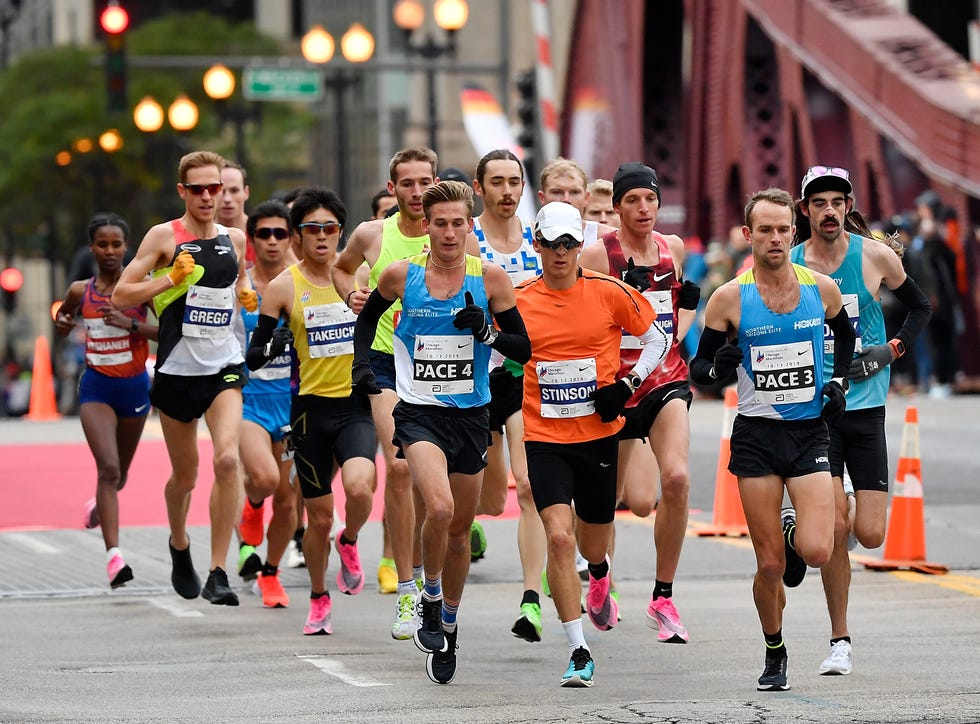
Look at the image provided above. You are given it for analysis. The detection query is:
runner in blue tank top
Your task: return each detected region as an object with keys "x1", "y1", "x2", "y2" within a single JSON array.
[
  {"x1": 352, "y1": 180, "x2": 531, "y2": 685},
  {"x1": 691, "y1": 188, "x2": 856, "y2": 692},
  {"x1": 792, "y1": 166, "x2": 931, "y2": 676}
]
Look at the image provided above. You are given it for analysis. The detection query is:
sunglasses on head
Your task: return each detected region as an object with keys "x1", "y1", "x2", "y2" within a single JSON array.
[
  {"x1": 536, "y1": 234, "x2": 582, "y2": 251},
  {"x1": 297, "y1": 221, "x2": 343, "y2": 235},
  {"x1": 181, "y1": 182, "x2": 224, "y2": 195},
  {"x1": 806, "y1": 166, "x2": 849, "y2": 181},
  {"x1": 253, "y1": 227, "x2": 290, "y2": 241}
]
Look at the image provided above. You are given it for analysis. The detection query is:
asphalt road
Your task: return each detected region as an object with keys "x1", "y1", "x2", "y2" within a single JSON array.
[{"x1": 1, "y1": 394, "x2": 978, "y2": 722}]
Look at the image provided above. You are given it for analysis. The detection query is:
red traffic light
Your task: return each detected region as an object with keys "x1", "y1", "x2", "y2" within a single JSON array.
[
  {"x1": 0, "y1": 267, "x2": 23, "y2": 293},
  {"x1": 100, "y1": 3, "x2": 129, "y2": 34}
]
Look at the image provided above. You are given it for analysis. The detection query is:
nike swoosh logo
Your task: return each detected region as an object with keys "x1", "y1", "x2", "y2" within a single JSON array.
[
  {"x1": 599, "y1": 462, "x2": 611, "y2": 468},
  {"x1": 458, "y1": 343, "x2": 469, "y2": 348},
  {"x1": 135, "y1": 404, "x2": 148, "y2": 413},
  {"x1": 578, "y1": 366, "x2": 590, "y2": 371},
  {"x1": 653, "y1": 271, "x2": 673, "y2": 282},
  {"x1": 798, "y1": 350, "x2": 809, "y2": 355}
]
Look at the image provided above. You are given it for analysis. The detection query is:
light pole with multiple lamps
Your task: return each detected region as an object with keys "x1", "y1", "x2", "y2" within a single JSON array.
[
  {"x1": 133, "y1": 95, "x2": 199, "y2": 217},
  {"x1": 301, "y1": 22, "x2": 375, "y2": 206},
  {"x1": 202, "y1": 63, "x2": 260, "y2": 169},
  {"x1": 392, "y1": 0, "x2": 469, "y2": 154}
]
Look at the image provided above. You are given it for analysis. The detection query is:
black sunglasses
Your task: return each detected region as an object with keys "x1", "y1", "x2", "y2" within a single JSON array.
[
  {"x1": 536, "y1": 235, "x2": 582, "y2": 251},
  {"x1": 253, "y1": 227, "x2": 290, "y2": 240},
  {"x1": 181, "y1": 182, "x2": 224, "y2": 196},
  {"x1": 298, "y1": 221, "x2": 343, "y2": 235}
]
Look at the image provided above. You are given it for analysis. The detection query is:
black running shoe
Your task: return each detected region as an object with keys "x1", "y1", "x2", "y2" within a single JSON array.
[
  {"x1": 757, "y1": 648, "x2": 790, "y2": 691},
  {"x1": 202, "y1": 567, "x2": 239, "y2": 606},
  {"x1": 426, "y1": 627, "x2": 458, "y2": 684},
  {"x1": 413, "y1": 595, "x2": 445, "y2": 653},
  {"x1": 169, "y1": 538, "x2": 201, "y2": 599},
  {"x1": 781, "y1": 507, "x2": 807, "y2": 588}
]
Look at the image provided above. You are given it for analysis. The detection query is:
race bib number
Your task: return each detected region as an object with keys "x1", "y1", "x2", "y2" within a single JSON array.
[
  {"x1": 537, "y1": 357, "x2": 597, "y2": 418},
  {"x1": 750, "y1": 341, "x2": 816, "y2": 405},
  {"x1": 250, "y1": 351, "x2": 291, "y2": 381},
  {"x1": 305, "y1": 302, "x2": 356, "y2": 359},
  {"x1": 622, "y1": 290, "x2": 673, "y2": 350},
  {"x1": 823, "y1": 293, "x2": 862, "y2": 354},
  {"x1": 84, "y1": 317, "x2": 133, "y2": 367},
  {"x1": 182, "y1": 285, "x2": 234, "y2": 339},
  {"x1": 412, "y1": 334, "x2": 475, "y2": 395}
]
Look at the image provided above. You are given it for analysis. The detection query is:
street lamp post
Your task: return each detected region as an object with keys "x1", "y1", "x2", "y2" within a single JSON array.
[
  {"x1": 392, "y1": 0, "x2": 469, "y2": 154},
  {"x1": 133, "y1": 95, "x2": 199, "y2": 218},
  {"x1": 301, "y1": 23, "x2": 375, "y2": 206},
  {"x1": 202, "y1": 63, "x2": 259, "y2": 169}
]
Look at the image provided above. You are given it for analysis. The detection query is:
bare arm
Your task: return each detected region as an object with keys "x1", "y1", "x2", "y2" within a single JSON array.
[
  {"x1": 111, "y1": 224, "x2": 175, "y2": 308},
  {"x1": 54, "y1": 280, "x2": 88, "y2": 337},
  {"x1": 332, "y1": 219, "x2": 381, "y2": 314},
  {"x1": 578, "y1": 242, "x2": 610, "y2": 275},
  {"x1": 465, "y1": 231, "x2": 482, "y2": 258}
]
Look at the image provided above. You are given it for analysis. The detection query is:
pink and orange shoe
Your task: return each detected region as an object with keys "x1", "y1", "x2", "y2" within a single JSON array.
[
  {"x1": 107, "y1": 553, "x2": 133, "y2": 589},
  {"x1": 335, "y1": 530, "x2": 364, "y2": 595},
  {"x1": 256, "y1": 571, "x2": 289, "y2": 609},
  {"x1": 585, "y1": 558, "x2": 618, "y2": 631},
  {"x1": 303, "y1": 595, "x2": 332, "y2": 635},
  {"x1": 646, "y1": 595, "x2": 689, "y2": 643}
]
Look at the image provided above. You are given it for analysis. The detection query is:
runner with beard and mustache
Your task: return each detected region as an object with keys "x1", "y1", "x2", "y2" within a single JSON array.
[{"x1": 790, "y1": 166, "x2": 931, "y2": 677}]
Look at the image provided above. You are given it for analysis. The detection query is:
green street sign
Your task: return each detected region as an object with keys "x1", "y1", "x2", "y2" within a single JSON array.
[{"x1": 243, "y1": 67, "x2": 322, "y2": 102}]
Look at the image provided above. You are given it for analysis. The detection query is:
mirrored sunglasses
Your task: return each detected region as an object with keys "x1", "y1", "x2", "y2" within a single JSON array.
[
  {"x1": 181, "y1": 182, "x2": 224, "y2": 195},
  {"x1": 253, "y1": 227, "x2": 290, "y2": 240},
  {"x1": 297, "y1": 221, "x2": 343, "y2": 235},
  {"x1": 536, "y1": 235, "x2": 582, "y2": 251}
]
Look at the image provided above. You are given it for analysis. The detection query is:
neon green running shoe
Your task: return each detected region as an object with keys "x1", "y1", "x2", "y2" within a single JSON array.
[
  {"x1": 470, "y1": 519, "x2": 487, "y2": 562},
  {"x1": 541, "y1": 569, "x2": 551, "y2": 598},
  {"x1": 511, "y1": 601, "x2": 542, "y2": 643},
  {"x1": 237, "y1": 543, "x2": 262, "y2": 581}
]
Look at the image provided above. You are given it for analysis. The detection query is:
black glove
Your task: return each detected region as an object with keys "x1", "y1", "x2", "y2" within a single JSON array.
[
  {"x1": 821, "y1": 378, "x2": 848, "y2": 422},
  {"x1": 847, "y1": 344, "x2": 892, "y2": 381},
  {"x1": 622, "y1": 257, "x2": 655, "y2": 292},
  {"x1": 351, "y1": 361, "x2": 381, "y2": 395},
  {"x1": 589, "y1": 380, "x2": 633, "y2": 423},
  {"x1": 678, "y1": 280, "x2": 701, "y2": 310},
  {"x1": 712, "y1": 342, "x2": 743, "y2": 380},
  {"x1": 265, "y1": 326, "x2": 294, "y2": 359},
  {"x1": 452, "y1": 291, "x2": 494, "y2": 343}
]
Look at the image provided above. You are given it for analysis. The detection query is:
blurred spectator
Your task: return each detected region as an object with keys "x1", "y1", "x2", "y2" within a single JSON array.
[
  {"x1": 725, "y1": 224, "x2": 751, "y2": 272},
  {"x1": 917, "y1": 216, "x2": 962, "y2": 397}
]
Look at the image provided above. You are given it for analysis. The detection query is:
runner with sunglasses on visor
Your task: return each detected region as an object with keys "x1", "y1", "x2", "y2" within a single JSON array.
[
  {"x1": 791, "y1": 166, "x2": 931, "y2": 677},
  {"x1": 515, "y1": 202, "x2": 669, "y2": 688},
  {"x1": 113, "y1": 150, "x2": 256, "y2": 607}
]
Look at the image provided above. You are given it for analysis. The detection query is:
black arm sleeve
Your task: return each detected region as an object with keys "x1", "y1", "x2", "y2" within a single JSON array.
[
  {"x1": 353, "y1": 289, "x2": 396, "y2": 367},
  {"x1": 489, "y1": 305, "x2": 531, "y2": 364},
  {"x1": 245, "y1": 314, "x2": 280, "y2": 371},
  {"x1": 890, "y1": 276, "x2": 932, "y2": 349},
  {"x1": 827, "y1": 306, "x2": 856, "y2": 379},
  {"x1": 689, "y1": 327, "x2": 729, "y2": 385}
]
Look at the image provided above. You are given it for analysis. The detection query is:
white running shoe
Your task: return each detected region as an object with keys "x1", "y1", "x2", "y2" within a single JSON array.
[
  {"x1": 391, "y1": 592, "x2": 419, "y2": 640},
  {"x1": 819, "y1": 639, "x2": 852, "y2": 675}
]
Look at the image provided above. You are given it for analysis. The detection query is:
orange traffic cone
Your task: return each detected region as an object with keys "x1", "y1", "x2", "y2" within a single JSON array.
[
  {"x1": 25, "y1": 335, "x2": 60, "y2": 421},
  {"x1": 864, "y1": 406, "x2": 947, "y2": 574},
  {"x1": 697, "y1": 387, "x2": 748, "y2": 537}
]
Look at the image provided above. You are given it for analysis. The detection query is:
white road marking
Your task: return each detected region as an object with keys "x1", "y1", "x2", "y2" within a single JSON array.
[
  {"x1": 6, "y1": 533, "x2": 60, "y2": 554},
  {"x1": 296, "y1": 655, "x2": 390, "y2": 687},
  {"x1": 147, "y1": 598, "x2": 203, "y2": 617}
]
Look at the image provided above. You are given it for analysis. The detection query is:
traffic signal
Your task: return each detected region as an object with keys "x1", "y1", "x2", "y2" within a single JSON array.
[
  {"x1": 515, "y1": 69, "x2": 537, "y2": 151},
  {"x1": 100, "y1": 1, "x2": 129, "y2": 114},
  {"x1": 1, "y1": 267, "x2": 23, "y2": 314}
]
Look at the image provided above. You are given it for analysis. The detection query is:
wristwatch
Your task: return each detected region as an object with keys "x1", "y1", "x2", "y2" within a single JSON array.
[
  {"x1": 887, "y1": 338, "x2": 906, "y2": 359},
  {"x1": 623, "y1": 373, "x2": 641, "y2": 393}
]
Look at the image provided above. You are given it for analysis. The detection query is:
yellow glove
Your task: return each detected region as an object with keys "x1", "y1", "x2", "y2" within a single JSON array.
[
  {"x1": 167, "y1": 250, "x2": 195, "y2": 286},
  {"x1": 238, "y1": 287, "x2": 258, "y2": 313}
]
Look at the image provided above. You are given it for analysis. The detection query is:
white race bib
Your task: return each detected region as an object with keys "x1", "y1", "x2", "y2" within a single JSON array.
[
  {"x1": 823, "y1": 293, "x2": 862, "y2": 354},
  {"x1": 537, "y1": 357, "x2": 597, "y2": 418},
  {"x1": 304, "y1": 302, "x2": 355, "y2": 359},
  {"x1": 182, "y1": 285, "x2": 234, "y2": 339},
  {"x1": 84, "y1": 318, "x2": 133, "y2": 367},
  {"x1": 622, "y1": 290, "x2": 673, "y2": 350},
  {"x1": 750, "y1": 341, "x2": 816, "y2": 405},
  {"x1": 412, "y1": 334, "x2": 475, "y2": 395}
]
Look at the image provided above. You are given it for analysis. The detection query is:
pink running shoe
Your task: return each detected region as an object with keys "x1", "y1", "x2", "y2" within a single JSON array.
[
  {"x1": 107, "y1": 553, "x2": 133, "y2": 589},
  {"x1": 303, "y1": 595, "x2": 332, "y2": 635},
  {"x1": 335, "y1": 529, "x2": 364, "y2": 595},
  {"x1": 585, "y1": 558, "x2": 618, "y2": 631},
  {"x1": 646, "y1": 595, "x2": 689, "y2": 643},
  {"x1": 83, "y1": 498, "x2": 100, "y2": 529}
]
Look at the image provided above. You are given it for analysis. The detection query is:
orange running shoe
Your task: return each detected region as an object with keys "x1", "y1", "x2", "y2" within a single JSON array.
[
  {"x1": 256, "y1": 571, "x2": 289, "y2": 608},
  {"x1": 240, "y1": 499, "x2": 265, "y2": 547}
]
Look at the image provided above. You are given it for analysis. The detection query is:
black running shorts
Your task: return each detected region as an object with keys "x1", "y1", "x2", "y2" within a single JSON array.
[
  {"x1": 619, "y1": 380, "x2": 693, "y2": 441},
  {"x1": 392, "y1": 401, "x2": 491, "y2": 476},
  {"x1": 290, "y1": 393, "x2": 377, "y2": 499},
  {"x1": 828, "y1": 406, "x2": 888, "y2": 492},
  {"x1": 150, "y1": 364, "x2": 246, "y2": 422},
  {"x1": 488, "y1": 366, "x2": 523, "y2": 434},
  {"x1": 728, "y1": 414, "x2": 830, "y2": 479},
  {"x1": 525, "y1": 435, "x2": 619, "y2": 524}
]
